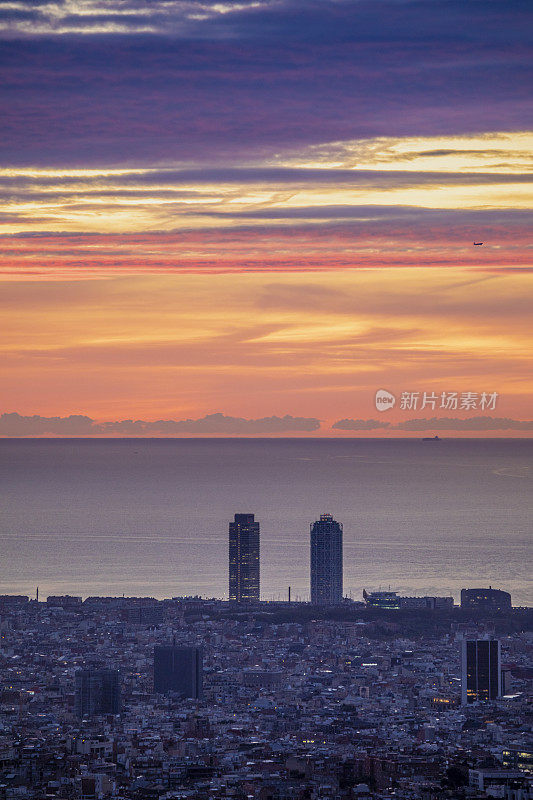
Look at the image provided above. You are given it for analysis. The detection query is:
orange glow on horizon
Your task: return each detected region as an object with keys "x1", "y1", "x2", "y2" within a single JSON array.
[{"x1": 1, "y1": 269, "x2": 532, "y2": 436}]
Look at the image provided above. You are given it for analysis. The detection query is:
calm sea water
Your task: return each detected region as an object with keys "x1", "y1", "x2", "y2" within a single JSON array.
[{"x1": 0, "y1": 439, "x2": 531, "y2": 605}]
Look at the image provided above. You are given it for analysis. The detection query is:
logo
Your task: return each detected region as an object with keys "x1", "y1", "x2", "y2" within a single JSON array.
[{"x1": 375, "y1": 389, "x2": 396, "y2": 411}]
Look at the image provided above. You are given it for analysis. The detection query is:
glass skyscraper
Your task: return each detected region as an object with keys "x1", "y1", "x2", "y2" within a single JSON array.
[
  {"x1": 461, "y1": 637, "x2": 501, "y2": 704},
  {"x1": 310, "y1": 513, "x2": 343, "y2": 605},
  {"x1": 75, "y1": 668, "x2": 121, "y2": 718},
  {"x1": 229, "y1": 513, "x2": 260, "y2": 602}
]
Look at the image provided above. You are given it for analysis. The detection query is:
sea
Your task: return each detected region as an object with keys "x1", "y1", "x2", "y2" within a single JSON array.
[{"x1": 0, "y1": 438, "x2": 531, "y2": 605}]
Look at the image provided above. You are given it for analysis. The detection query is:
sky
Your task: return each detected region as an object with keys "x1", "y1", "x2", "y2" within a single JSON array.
[{"x1": 1, "y1": 0, "x2": 532, "y2": 436}]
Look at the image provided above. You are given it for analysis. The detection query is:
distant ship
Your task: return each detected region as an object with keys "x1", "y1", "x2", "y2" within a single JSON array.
[{"x1": 422, "y1": 435, "x2": 441, "y2": 441}]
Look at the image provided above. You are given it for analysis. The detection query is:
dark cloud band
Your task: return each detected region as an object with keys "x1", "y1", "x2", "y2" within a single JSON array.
[
  {"x1": 0, "y1": 411, "x2": 321, "y2": 435},
  {"x1": 1, "y1": 0, "x2": 531, "y2": 167},
  {"x1": 2, "y1": 412, "x2": 532, "y2": 436}
]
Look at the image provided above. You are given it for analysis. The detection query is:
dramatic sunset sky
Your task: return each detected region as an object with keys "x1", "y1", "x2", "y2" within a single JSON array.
[{"x1": 1, "y1": 0, "x2": 532, "y2": 435}]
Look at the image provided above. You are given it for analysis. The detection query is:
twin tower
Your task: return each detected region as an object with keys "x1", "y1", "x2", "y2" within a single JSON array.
[{"x1": 228, "y1": 512, "x2": 343, "y2": 605}]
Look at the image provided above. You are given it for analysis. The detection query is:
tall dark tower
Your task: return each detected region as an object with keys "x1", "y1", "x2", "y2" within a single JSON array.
[
  {"x1": 153, "y1": 645, "x2": 203, "y2": 699},
  {"x1": 461, "y1": 637, "x2": 501, "y2": 705},
  {"x1": 229, "y1": 513, "x2": 260, "y2": 602},
  {"x1": 75, "y1": 669, "x2": 121, "y2": 718},
  {"x1": 310, "y1": 513, "x2": 343, "y2": 605}
]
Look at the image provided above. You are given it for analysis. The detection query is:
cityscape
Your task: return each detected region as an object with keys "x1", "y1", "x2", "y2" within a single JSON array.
[
  {"x1": 1, "y1": 0, "x2": 532, "y2": 798},
  {"x1": 0, "y1": 512, "x2": 531, "y2": 799}
]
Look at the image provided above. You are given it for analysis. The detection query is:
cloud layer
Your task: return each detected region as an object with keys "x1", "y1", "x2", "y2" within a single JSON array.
[
  {"x1": 331, "y1": 419, "x2": 390, "y2": 431},
  {"x1": 2, "y1": 269, "x2": 531, "y2": 431},
  {"x1": 395, "y1": 416, "x2": 533, "y2": 431},
  {"x1": 0, "y1": 411, "x2": 321, "y2": 436},
  {"x1": 0, "y1": 2, "x2": 531, "y2": 279},
  {"x1": 1, "y1": 2, "x2": 532, "y2": 167},
  {"x1": 2, "y1": 411, "x2": 532, "y2": 436},
  {"x1": 331, "y1": 417, "x2": 533, "y2": 432},
  {"x1": 1, "y1": 152, "x2": 532, "y2": 278},
  {"x1": 1, "y1": 2, "x2": 531, "y2": 431}
]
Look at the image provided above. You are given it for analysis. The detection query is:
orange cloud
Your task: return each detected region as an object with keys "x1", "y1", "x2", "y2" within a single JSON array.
[{"x1": 1, "y1": 270, "x2": 531, "y2": 434}]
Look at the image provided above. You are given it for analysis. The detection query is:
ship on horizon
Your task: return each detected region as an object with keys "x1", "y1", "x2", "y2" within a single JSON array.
[{"x1": 422, "y1": 435, "x2": 441, "y2": 441}]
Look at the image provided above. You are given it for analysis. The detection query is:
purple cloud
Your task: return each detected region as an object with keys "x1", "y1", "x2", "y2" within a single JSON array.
[
  {"x1": 0, "y1": 412, "x2": 94, "y2": 436},
  {"x1": 1, "y1": 1, "x2": 531, "y2": 167}
]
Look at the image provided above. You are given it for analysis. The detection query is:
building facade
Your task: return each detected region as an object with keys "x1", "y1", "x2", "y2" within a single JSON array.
[
  {"x1": 75, "y1": 669, "x2": 121, "y2": 718},
  {"x1": 310, "y1": 513, "x2": 343, "y2": 605},
  {"x1": 363, "y1": 590, "x2": 453, "y2": 610},
  {"x1": 229, "y1": 513, "x2": 260, "y2": 602},
  {"x1": 461, "y1": 637, "x2": 501, "y2": 704},
  {"x1": 153, "y1": 645, "x2": 203, "y2": 699},
  {"x1": 461, "y1": 587, "x2": 512, "y2": 612},
  {"x1": 502, "y1": 744, "x2": 533, "y2": 774}
]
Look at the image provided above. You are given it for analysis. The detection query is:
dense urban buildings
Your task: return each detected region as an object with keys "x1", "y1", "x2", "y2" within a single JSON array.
[
  {"x1": 74, "y1": 667, "x2": 121, "y2": 718},
  {"x1": 228, "y1": 513, "x2": 260, "y2": 603},
  {"x1": 0, "y1": 592, "x2": 531, "y2": 800},
  {"x1": 461, "y1": 637, "x2": 502, "y2": 705},
  {"x1": 153, "y1": 644, "x2": 203, "y2": 699},
  {"x1": 310, "y1": 512, "x2": 343, "y2": 605},
  {"x1": 0, "y1": 589, "x2": 530, "y2": 799},
  {"x1": 0, "y1": 519, "x2": 528, "y2": 799}
]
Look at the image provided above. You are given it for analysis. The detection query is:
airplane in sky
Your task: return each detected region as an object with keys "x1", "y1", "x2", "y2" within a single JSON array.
[{"x1": 473, "y1": 242, "x2": 484, "y2": 246}]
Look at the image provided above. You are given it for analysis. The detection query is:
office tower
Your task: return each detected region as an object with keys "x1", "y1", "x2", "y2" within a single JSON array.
[
  {"x1": 460, "y1": 587, "x2": 512, "y2": 612},
  {"x1": 461, "y1": 637, "x2": 501, "y2": 704},
  {"x1": 153, "y1": 645, "x2": 203, "y2": 698},
  {"x1": 229, "y1": 513, "x2": 260, "y2": 602},
  {"x1": 75, "y1": 669, "x2": 121, "y2": 718},
  {"x1": 310, "y1": 513, "x2": 343, "y2": 605}
]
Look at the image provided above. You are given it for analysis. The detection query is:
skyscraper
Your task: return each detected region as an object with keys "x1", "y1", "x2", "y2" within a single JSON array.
[
  {"x1": 310, "y1": 513, "x2": 343, "y2": 605},
  {"x1": 154, "y1": 645, "x2": 203, "y2": 698},
  {"x1": 461, "y1": 637, "x2": 501, "y2": 705},
  {"x1": 229, "y1": 513, "x2": 260, "y2": 602},
  {"x1": 75, "y1": 668, "x2": 121, "y2": 718}
]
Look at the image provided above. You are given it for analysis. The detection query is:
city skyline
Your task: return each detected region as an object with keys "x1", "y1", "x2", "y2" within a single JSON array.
[
  {"x1": 2, "y1": 434, "x2": 530, "y2": 604},
  {"x1": 0, "y1": 3, "x2": 531, "y2": 795},
  {"x1": 3, "y1": 508, "x2": 518, "y2": 608}
]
